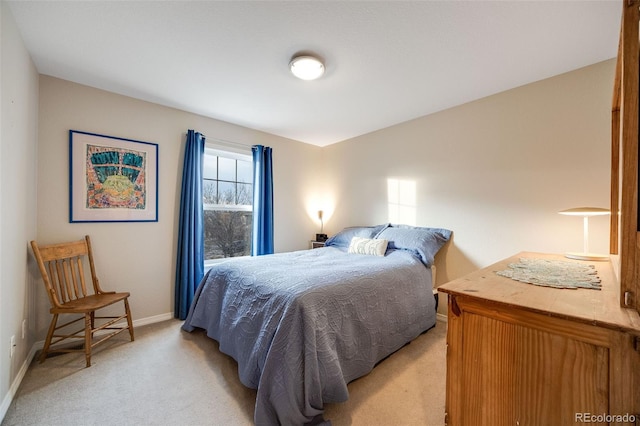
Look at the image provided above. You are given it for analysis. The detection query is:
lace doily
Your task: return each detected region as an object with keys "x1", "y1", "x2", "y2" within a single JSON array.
[{"x1": 496, "y1": 257, "x2": 601, "y2": 290}]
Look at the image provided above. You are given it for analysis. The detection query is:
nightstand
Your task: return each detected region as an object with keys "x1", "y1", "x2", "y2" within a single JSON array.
[{"x1": 310, "y1": 241, "x2": 325, "y2": 249}]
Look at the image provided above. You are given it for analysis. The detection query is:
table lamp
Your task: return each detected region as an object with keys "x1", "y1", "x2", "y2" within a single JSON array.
[
  {"x1": 315, "y1": 210, "x2": 327, "y2": 242},
  {"x1": 558, "y1": 207, "x2": 610, "y2": 261}
]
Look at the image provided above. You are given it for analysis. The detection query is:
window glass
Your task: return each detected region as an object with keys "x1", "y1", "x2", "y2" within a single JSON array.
[
  {"x1": 203, "y1": 155, "x2": 217, "y2": 180},
  {"x1": 218, "y1": 156, "x2": 236, "y2": 182},
  {"x1": 203, "y1": 148, "x2": 252, "y2": 260},
  {"x1": 237, "y1": 160, "x2": 252, "y2": 183},
  {"x1": 218, "y1": 181, "x2": 235, "y2": 205},
  {"x1": 237, "y1": 183, "x2": 252, "y2": 206},
  {"x1": 203, "y1": 180, "x2": 217, "y2": 204}
]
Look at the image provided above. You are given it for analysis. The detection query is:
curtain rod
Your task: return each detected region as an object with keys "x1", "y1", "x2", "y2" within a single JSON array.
[{"x1": 202, "y1": 135, "x2": 253, "y2": 150}]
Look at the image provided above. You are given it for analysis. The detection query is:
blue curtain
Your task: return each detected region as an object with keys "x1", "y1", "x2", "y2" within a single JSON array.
[
  {"x1": 251, "y1": 145, "x2": 274, "y2": 256},
  {"x1": 174, "y1": 130, "x2": 205, "y2": 320}
]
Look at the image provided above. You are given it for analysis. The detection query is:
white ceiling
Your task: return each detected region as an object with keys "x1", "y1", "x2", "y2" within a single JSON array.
[{"x1": 6, "y1": 0, "x2": 622, "y2": 147}]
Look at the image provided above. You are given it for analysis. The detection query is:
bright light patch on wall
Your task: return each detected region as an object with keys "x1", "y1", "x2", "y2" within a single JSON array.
[
  {"x1": 305, "y1": 194, "x2": 334, "y2": 228},
  {"x1": 387, "y1": 178, "x2": 416, "y2": 225}
]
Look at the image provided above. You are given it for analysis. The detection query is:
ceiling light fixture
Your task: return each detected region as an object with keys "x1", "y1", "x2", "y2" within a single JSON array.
[{"x1": 289, "y1": 55, "x2": 325, "y2": 81}]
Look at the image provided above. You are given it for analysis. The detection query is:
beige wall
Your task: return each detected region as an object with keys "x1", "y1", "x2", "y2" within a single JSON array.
[
  {"x1": 0, "y1": 2, "x2": 39, "y2": 417},
  {"x1": 33, "y1": 59, "x2": 618, "y2": 330},
  {"x1": 36, "y1": 76, "x2": 323, "y2": 335},
  {"x1": 323, "y1": 60, "x2": 614, "y2": 297}
]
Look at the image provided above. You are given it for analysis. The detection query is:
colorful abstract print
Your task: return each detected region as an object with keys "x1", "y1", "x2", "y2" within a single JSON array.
[{"x1": 86, "y1": 144, "x2": 146, "y2": 210}]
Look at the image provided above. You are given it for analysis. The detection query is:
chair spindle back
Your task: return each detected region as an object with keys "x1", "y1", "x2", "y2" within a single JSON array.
[{"x1": 31, "y1": 238, "x2": 98, "y2": 309}]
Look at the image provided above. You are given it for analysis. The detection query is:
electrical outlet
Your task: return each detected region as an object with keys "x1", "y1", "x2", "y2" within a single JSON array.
[
  {"x1": 22, "y1": 319, "x2": 26, "y2": 339},
  {"x1": 10, "y1": 335, "x2": 16, "y2": 358}
]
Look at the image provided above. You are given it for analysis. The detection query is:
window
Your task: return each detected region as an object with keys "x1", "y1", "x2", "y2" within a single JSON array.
[{"x1": 203, "y1": 147, "x2": 252, "y2": 261}]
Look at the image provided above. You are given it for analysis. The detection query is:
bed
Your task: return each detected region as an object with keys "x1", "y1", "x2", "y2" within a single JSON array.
[{"x1": 182, "y1": 223, "x2": 451, "y2": 425}]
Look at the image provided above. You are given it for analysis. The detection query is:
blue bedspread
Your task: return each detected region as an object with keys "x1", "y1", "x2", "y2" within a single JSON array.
[{"x1": 182, "y1": 246, "x2": 436, "y2": 425}]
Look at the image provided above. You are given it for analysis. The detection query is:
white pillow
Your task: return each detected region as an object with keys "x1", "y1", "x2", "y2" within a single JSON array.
[{"x1": 348, "y1": 236, "x2": 388, "y2": 256}]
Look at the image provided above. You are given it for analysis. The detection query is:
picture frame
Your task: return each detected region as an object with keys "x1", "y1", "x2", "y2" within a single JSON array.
[{"x1": 69, "y1": 130, "x2": 158, "y2": 222}]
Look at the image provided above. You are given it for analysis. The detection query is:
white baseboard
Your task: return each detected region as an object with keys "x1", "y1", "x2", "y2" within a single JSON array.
[
  {"x1": 0, "y1": 312, "x2": 174, "y2": 423},
  {"x1": 0, "y1": 344, "x2": 38, "y2": 423},
  {"x1": 131, "y1": 312, "x2": 174, "y2": 328},
  {"x1": 436, "y1": 312, "x2": 447, "y2": 323}
]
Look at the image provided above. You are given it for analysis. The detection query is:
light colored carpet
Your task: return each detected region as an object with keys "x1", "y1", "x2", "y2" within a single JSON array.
[{"x1": 2, "y1": 319, "x2": 446, "y2": 426}]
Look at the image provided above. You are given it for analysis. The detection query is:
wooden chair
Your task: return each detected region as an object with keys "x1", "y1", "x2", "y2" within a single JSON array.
[{"x1": 30, "y1": 235, "x2": 134, "y2": 367}]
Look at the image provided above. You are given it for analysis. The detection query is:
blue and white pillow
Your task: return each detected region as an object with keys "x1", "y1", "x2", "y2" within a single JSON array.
[
  {"x1": 348, "y1": 236, "x2": 389, "y2": 256},
  {"x1": 324, "y1": 224, "x2": 389, "y2": 248},
  {"x1": 374, "y1": 225, "x2": 452, "y2": 267}
]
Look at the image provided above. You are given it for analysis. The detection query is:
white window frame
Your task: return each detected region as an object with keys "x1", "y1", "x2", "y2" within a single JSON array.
[{"x1": 203, "y1": 145, "x2": 252, "y2": 270}]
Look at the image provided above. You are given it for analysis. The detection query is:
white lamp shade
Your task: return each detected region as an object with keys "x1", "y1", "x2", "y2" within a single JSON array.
[{"x1": 558, "y1": 207, "x2": 610, "y2": 216}]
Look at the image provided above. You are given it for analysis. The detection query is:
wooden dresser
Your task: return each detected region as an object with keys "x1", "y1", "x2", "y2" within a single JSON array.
[{"x1": 438, "y1": 252, "x2": 640, "y2": 426}]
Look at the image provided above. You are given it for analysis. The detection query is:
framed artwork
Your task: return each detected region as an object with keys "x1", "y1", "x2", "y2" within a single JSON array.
[{"x1": 69, "y1": 130, "x2": 158, "y2": 222}]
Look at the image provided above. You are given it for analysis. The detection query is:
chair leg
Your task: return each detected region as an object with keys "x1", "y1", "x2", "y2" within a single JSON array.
[
  {"x1": 124, "y1": 298, "x2": 135, "y2": 341},
  {"x1": 40, "y1": 314, "x2": 58, "y2": 363},
  {"x1": 84, "y1": 313, "x2": 92, "y2": 368}
]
